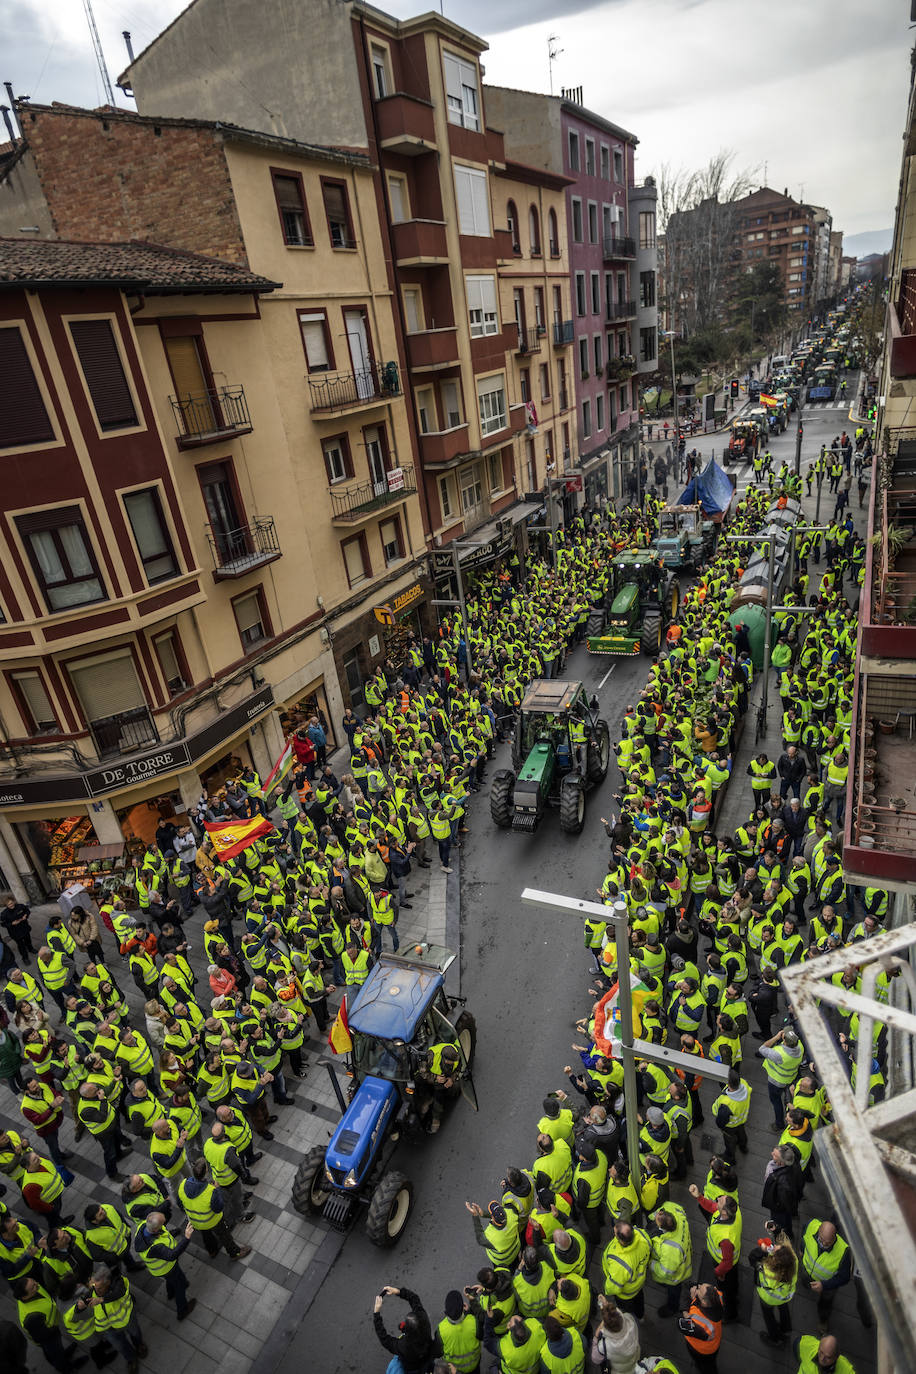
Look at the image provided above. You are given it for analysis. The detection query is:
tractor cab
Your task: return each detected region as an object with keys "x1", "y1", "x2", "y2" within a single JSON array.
[
  {"x1": 656, "y1": 503, "x2": 712, "y2": 570},
  {"x1": 587, "y1": 550, "x2": 679, "y2": 656}
]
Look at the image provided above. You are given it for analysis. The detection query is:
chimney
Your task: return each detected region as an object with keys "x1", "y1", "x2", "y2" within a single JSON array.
[
  {"x1": 784, "y1": 187, "x2": 788, "y2": 198},
  {"x1": 123, "y1": 31, "x2": 134, "y2": 62},
  {"x1": 0, "y1": 106, "x2": 14, "y2": 142}
]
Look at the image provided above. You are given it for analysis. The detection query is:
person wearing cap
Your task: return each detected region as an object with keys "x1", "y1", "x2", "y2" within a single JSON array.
[
  {"x1": 432, "y1": 1289, "x2": 482, "y2": 1373},
  {"x1": 756, "y1": 1027, "x2": 804, "y2": 1129},
  {"x1": 465, "y1": 1201, "x2": 520, "y2": 1271},
  {"x1": 537, "y1": 1094, "x2": 577, "y2": 1148},
  {"x1": 639, "y1": 1106, "x2": 672, "y2": 1164}
]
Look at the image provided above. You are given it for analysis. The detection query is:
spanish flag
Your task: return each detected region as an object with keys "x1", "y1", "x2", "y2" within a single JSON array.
[
  {"x1": 759, "y1": 393, "x2": 779, "y2": 407},
  {"x1": 264, "y1": 740, "x2": 295, "y2": 796},
  {"x1": 204, "y1": 815, "x2": 275, "y2": 860},
  {"x1": 328, "y1": 997, "x2": 352, "y2": 1055}
]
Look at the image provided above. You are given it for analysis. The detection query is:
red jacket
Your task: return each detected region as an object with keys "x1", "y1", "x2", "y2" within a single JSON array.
[{"x1": 292, "y1": 733, "x2": 316, "y2": 766}]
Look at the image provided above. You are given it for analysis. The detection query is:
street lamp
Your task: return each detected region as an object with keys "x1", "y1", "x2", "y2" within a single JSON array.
[{"x1": 663, "y1": 328, "x2": 678, "y2": 469}]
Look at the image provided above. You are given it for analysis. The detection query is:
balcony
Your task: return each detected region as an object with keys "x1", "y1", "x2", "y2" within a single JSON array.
[
  {"x1": 890, "y1": 268, "x2": 916, "y2": 379},
  {"x1": 516, "y1": 326, "x2": 543, "y2": 356},
  {"x1": 865, "y1": 476, "x2": 916, "y2": 658},
  {"x1": 376, "y1": 92, "x2": 436, "y2": 156},
  {"x1": 602, "y1": 234, "x2": 636, "y2": 261},
  {"x1": 391, "y1": 218, "x2": 448, "y2": 266},
  {"x1": 552, "y1": 319, "x2": 574, "y2": 347},
  {"x1": 406, "y1": 327, "x2": 459, "y2": 371},
  {"x1": 558, "y1": 385, "x2": 570, "y2": 411},
  {"x1": 606, "y1": 299, "x2": 637, "y2": 322},
  {"x1": 494, "y1": 228, "x2": 518, "y2": 261},
  {"x1": 169, "y1": 386, "x2": 252, "y2": 449},
  {"x1": 329, "y1": 463, "x2": 417, "y2": 523},
  {"x1": 89, "y1": 706, "x2": 158, "y2": 761},
  {"x1": 208, "y1": 517, "x2": 282, "y2": 579},
  {"x1": 846, "y1": 671, "x2": 916, "y2": 887},
  {"x1": 308, "y1": 361, "x2": 401, "y2": 414},
  {"x1": 606, "y1": 353, "x2": 637, "y2": 381},
  {"x1": 418, "y1": 423, "x2": 470, "y2": 468}
]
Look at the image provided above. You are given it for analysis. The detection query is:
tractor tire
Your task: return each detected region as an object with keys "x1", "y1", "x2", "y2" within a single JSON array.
[
  {"x1": 586, "y1": 608, "x2": 605, "y2": 636},
  {"x1": 559, "y1": 775, "x2": 585, "y2": 834},
  {"x1": 641, "y1": 613, "x2": 662, "y2": 655},
  {"x1": 291, "y1": 1144, "x2": 332, "y2": 1217},
  {"x1": 586, "y1": 720, "x2": 610, "y2": 784},
  {"x1": 454, "y1": 1010, "x2": 477, "y2": 1071},
  {"x1": 365, "y1": 1170, "x2": 414, "y2": 1247},
  {"x1": 490, "y1": 770, "x2": 515, "y2": 828}
]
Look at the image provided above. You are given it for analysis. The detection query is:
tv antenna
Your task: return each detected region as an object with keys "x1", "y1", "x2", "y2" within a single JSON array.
[
  {"x1": 547, "y1": 34, "x2": 563, "y2": 95},
  {"x1": 81, "y1": 0, "x2": 115, "y2": 105}
]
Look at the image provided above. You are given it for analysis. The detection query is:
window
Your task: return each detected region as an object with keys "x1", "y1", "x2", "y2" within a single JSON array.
[
  {"x1": 402, "y1": 288, "x2": 423, "y2": 334},
  {"x1": 477, "y1": 376, "x2": 507, "y2": 435},
  {"x1": 548, "y1": 208, "x2": 559, "y2": 256},
  {"x1": 0, "y1": 327, "x2": 54, "y2": 449},
  {"x1": 322, "y1": 434, "x2": 353, "y2": 483},
  {"x1": 69, "y1": 319, "x2": 137, "y2": 431},
  {"x1": 568, "y1": 131, "x2": 580, "y2": 171},
  {"x1": 539, "y1": 363, "x2": 551, "y2": 400},
  {"x1": 443, "y1": 51, "x2": 480, "y2": 130},
  {"x1": 299, "y1": 312, "x2": 332, "y2": 372},
  {"x1": 571, "y1": 197, "x2": 583, "y2": 242},
  {"x1": 600, "y1": 145, "x2": 610, "y2": 180},
  {"x1": 596, "y1": 392, "x2": 605, "y2": 431},
  {"x1": 520, "y1": 369, "x2": 530, "y2": 404},
  {"x1": 122, "y1": 488, "x2": 178, "y2": 585},
  {"x1": 525, "y1": 437, "x2": 535, "y2": 492},
  {"x1": 534, "y1": 287, "x2": 545, "y2": 332},
  {"x1": 163, "y1": 333, "x2": 210, "y2": 418},
  {"x1": 488, "y1": 451, "x2": 503, "y2": 493},
  {"x1": 552, "y1": 285, "x2": 563, "y2": 325},
  {"x1": 455, "y1": 165, "x2": 490, "y2": 237},
  {"x1": 343, "y1": 649, "x2": 365, "y2": 710},
  {"x1": 11, "y1": 670, "x2": 57, "y2": 735},
  {"x1": 415, "y1": 387, "x2": 435, "y2": 434},
  {"x1": 613, "y1": 148, "x2": 623, "y2": 182},
  {"x1": 608, "y1": 388, "x2": 617, "y2": 429},
  {"x1": 153, "y1": 630, "x2": 189, "y2": 697},
  {"x1": 442, "y1": 381, "x2": 462, "y2": 429},
  {"x1": 579, "y1": 337, "x2": 589, "y2": 378},
  {"x1": 364, "y1": 425, "x2": 390, "y2": 492},
  {"x1": 507, "y1": 199, "x2": 520, "y2": 252},
  {"x1": 17, "y1": 508, "x2": 105, "y2": 613},
  {"x1": 639, "y1": 211, "x2": 656, "y2": 249},
  {"x1": 233, "y1": 588, "x2": 270, "y2": 649},
  {"x1": 591, "y1": 272, "x2": 600, "y2": 315},
  {"x1": 528, "y1": 205, "x2": 541, "y2": 255},
  {"x1": 439, "y1": 475, "x2": 455, "y2": 522},
  {"x1": 639, "y1": 326, "x2": 657, "y2": 364},
  {"x1": 271, "y1": 171, "x2": 312, "y2": 246},
  {"x1": 322, "y1": 180, "x2": 355, "y2": 248},
  {"x1": 466, "y1": 274, "x2": 498, "y2": 336},
  {"x1": 379, "y1": 516, "x2": 404, "y2": 565},
  {"x1": 575, "y1": 272, "x2": 586, "y2": 316},
  {"x1": 460, "y1": 465, "x2": 483, "y2": 518},
  {"x1": 593, "y1": 334, "x2": 603, "y2": 373},
  {"x1": 370, "y1": 43, "x2": 390, "y2": 98},
  {"x1": 585, "y1": 138, "x2": 596, "y2": 176},
  {"x1": 582, "y1": 398, "x2": 591, "y2": 439},
  {"x1": 639, "y1": 270, "x2": 656, "y2": 308},
  {"x1": 69, "y1": 650, "x2": 146, "y2": 727},
  {"x1": 588, "y1": 202, "x2": 598, "y2": 245},
  {"x1": 387, "y1": 175, "x2": 408, "y2": 223}
]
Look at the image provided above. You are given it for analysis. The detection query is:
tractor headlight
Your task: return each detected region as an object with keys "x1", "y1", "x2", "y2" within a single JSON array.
[
  {"x1": 342, "y1": 1169, "x2": 359, "y2": 1189},
  {"x1": 324, "y1": 1166, "x2": 335, "y2": 1183}
]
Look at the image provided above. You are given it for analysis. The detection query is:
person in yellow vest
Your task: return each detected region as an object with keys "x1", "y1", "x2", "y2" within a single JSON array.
[
  {"x1": 649, "y1": 1201, "x2": 693, "y2": 1317},
  {"x1": 466, "y1": 1200, "x2": 521, "y2": 1270},
  {"x1": 87, "y1": 1262, "x2": 146, "y2": 1371},
  {"x1": 133, "y1": 1210, "x2": 197, "y2": 1321},
  {"x1": 36, "y1": 946, "x2": 74, "y2": 1018},
  {"x1": 800, "y1": 1219, "x2": 852, "y2": 1330},
  {"x1": 203, "y1": 1121, "x2": 257, "y2": 1229},
  {"x1": 83, "y1": 1201, "x2": 142, "y2": 1275},
  {"x1": 341, "y1": 941, "x2": 373, "y2": 988},
  {"x1": 601, "y1": 1219, "x2": 652, "y2": 1317},
  {"x1": 177, "y1": 1159, "x2": 251, "y2": 1260},
  {"x1": 14, "y1": 1273, "x2": 84, "y2": 1372},
  {"x1": 19, "y1": 1150, "x2": 73, "y2": 1231},
  {"x1": 77, "y1": 1083, "x2": 126, "y2": 1181},
  {"x1": 20, "y1": 1076, "x2": 70, "y2": 1168},
  {"x1": 539, "y1": 1312, "x2": 587, "y2": 1372},
  {"x1": 432, "y1": 1289, "x2": 483, "y2": 1371}
]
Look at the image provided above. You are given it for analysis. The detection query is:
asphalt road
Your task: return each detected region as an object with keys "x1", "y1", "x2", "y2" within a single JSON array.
[{"x1": 274, "y1": 387, "x2": 859, "y2": 1373}]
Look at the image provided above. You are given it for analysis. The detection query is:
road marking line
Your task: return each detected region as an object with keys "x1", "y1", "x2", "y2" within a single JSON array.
[{"x1": 598, "y1": 664, "x2": 616, "y2": 689}]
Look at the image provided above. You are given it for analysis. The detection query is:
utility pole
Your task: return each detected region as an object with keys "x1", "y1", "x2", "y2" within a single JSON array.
[
  {"x1": 794, "y1": 395, "x2": 804, "y2": 477},
  {"x1": 546, "y1": 459, "x2": 558, "y2": 573},
  {"x1": 815, "y1": 445, "x2": 825, "y2": 524}
]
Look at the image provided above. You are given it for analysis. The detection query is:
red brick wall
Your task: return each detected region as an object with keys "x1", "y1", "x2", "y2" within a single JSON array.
[{"x1": 22, "y1": 106, "x2": 248, "y2": 266}]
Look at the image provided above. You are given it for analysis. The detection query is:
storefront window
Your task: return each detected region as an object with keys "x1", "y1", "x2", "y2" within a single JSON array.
[{"x1": 278, "y1": 682, "x2": 337, "y2": 749}]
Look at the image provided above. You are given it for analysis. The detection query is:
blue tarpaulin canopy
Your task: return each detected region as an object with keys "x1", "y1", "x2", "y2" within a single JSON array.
[{"x1": 677, "y1": 456, "x2": 734, "y2": 516}]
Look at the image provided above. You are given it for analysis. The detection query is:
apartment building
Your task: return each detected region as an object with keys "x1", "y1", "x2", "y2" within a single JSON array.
[
  {"x1": 484, "y1": 85, "x2": 640, "y2": 506},
  {"x1": 0, "y1": 103, "x2": 427, "y2": 725},
  {"x1": 733, "y1": 186, "x2": 820, "y2": 313},
  {"x1": 628, "y1": 178, "x2": 660, "y2": 378}
]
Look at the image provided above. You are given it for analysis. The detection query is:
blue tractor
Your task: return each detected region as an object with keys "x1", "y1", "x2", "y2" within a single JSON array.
[{"x1": 290, "y1": 944, "x2": 476, "y2": 1246}]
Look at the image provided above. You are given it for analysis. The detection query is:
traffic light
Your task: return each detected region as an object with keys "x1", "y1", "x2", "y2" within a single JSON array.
[{"x1": 730, "y1": 379, "x2": 739, "y2": 398}]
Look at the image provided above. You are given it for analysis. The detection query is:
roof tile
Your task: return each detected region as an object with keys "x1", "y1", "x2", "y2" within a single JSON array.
[{"x1": 0, "y1": 236, "x2": 279, "y2": 293}]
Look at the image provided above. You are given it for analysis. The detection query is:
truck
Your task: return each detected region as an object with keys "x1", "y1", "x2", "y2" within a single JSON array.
[
  {"x1": 290, "y1": 944, "x2": 476, "y2": 1245},
  {"x1": 490, "y1": 679, "x2": 610, "y2": 834},
  {"x1": 587, "y1": 549, "x2": 680, "y2": 656},
  {"x1": 655, "y1": 503, "x2": 718, "y2": 571}
]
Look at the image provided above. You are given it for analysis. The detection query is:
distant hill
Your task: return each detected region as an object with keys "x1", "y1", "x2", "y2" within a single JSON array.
[{"x1": 843, "y1": 229, "x2": 892, "y2": 258}]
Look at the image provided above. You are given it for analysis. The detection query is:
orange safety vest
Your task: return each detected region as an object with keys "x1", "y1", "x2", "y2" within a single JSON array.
[
  {"x1": 675, "y1": 1041, "x2": 706, "y2": 1090},
  {"x1": 683, "y1": 1303, "x2": 722, "y2": 1354}
]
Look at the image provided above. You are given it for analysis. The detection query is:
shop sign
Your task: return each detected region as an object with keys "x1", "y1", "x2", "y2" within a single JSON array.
[
  {"x1": 392, "y1": 581, "x2": 424, "y2": 616},
  {"x1": 429, "y1": 550, "x2": 455, "y2": 576},
  {"x1": 186, "y1": 684, "x2": 275, "y2": 762},
  {"x1": 0, "y1": 776, "x2": 90, "y2": 807},
  {"x1": 374, "y1": 606, "x2": 395, "y2": 625},
  {"x1": 84, "y1": 744, "x2": 192, "y2": 797},
  {"x1": 565, "y1": 475, "x2": 584, "y2": 493}
]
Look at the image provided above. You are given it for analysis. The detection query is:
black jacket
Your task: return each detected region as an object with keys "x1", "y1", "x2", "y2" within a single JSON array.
[
  {"x1": 373, "y1": 1288, "x2": 433, "y2": 1372},
  {"x1": 761, "y1": 1161, "x2": 803, "y2": 1222}
]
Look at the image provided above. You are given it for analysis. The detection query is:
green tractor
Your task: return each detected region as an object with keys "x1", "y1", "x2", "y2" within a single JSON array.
[
  {"x1": 587, "y1": 550, "x2": 680, "y2": 656},
  {"x1": 490, "y1": 679, "x2": 610, "y2": 834}
]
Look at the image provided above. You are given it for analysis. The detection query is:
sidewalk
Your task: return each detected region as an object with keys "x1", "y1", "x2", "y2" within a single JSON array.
[{"x1": 0, "y1": 800, "x2": 458, "y2": 1374}]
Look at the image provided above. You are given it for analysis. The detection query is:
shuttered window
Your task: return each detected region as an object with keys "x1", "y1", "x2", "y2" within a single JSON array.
[
  {"x1": 69, "y1": 319, "x2": 138, "y2": 431},
  {"x1": 16, "y1": 507, "x2": 106, "y2": 612},
  {"x1": 271, "y1": 171, "x2": 312, "y2": 246},
  {"x1": 122, "y1": 489, "x2": 178, "y2": 584},
  {"x1": 299, "y1": 313, "x2": 331, "y2": 372},
  {"x1": 322, "y1": 181, "x2": 354, "y2": 248},
  {"x1": 466, "y1": 275, "x2": 498, "y2": 336},
  {"x1": 70, "y1": 650, "x2": 145, "y2": 723},
  {"x1": 454, "y1": 165, "x2": 489, "y2": 237},
  {"x1": 0, "y1": 327, "x2": 55, "y2": 449},
  {"x1": 11, "y1": 671, "x2": 58, "y2": 734},
  {"x1": 164, "y1": 335, "x2": 208, "y2": 399},
  {"x1": 233, "y1": 590, "x2": 268, "y2": 650}
]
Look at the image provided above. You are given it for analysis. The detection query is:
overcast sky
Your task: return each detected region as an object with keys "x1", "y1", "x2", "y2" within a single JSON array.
[{"x1": 2, "y1": 0, "x2": 907, "y2": 237}]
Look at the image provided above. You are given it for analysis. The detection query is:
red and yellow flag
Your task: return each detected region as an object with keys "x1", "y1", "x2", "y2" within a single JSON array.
[
  {"x1": 759, "y1": 393, "x2": 779, "y2": 407},
  {"x1": 328, "y1": 997, "x2": 352, "y2": 1055},
  {"x1": 204, "y1": 815, "x2": 275, "y2": 860}
]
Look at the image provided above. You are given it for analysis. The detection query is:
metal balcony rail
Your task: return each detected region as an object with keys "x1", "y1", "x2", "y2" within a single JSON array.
[
  {"x1": 603, "y1": 234, "x2": 636, "y2": 259},
  {"x1": 90, "y1": 706, "x2": 158, "y2": 760},
  {"x1": 897, "y1": 267, "x2": 916, "y2": 335},
  {"x1": 169, "y1": 386, "x2": 252, "y2": 444},
  {"x1": 606, "y1": 299, "x2": 637, "y2": 322},
  {"x1": 208, "y1": 517, "x2": 281, "y2": 575},
  {"x1": 552, "y1": 319, "x2": 574, "y2": 345},
  {"x1": 308, "y1": 361, "x2": 401, "y2": 411},
  {"x1": 517, "y1": 327, "x2": 543, "y2": 355},
  {"x1": 329, "y1": 463, "x2": 417, "y2": 520}
]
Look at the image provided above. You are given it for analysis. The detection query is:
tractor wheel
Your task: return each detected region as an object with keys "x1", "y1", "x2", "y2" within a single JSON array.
[
  {"x1": 291, "y1": 1145, "x2": 332, "y2": 1217},
  {"x1": 587, "y1": 608, "x2": 605, "y2": 635},
  {"x1": 586, "y1": 720, "x2": 611, "y2": 784},
  {"x1": 454, "y1": 1010, "x2": 477, "y2": 1071},
  {"x1": 490, "y1": 770, "x2": 515, "y2": 828},
  {"x1": 559, "y1": 775, "x2": 585, "y2": 834},
  {"x1": 641, "y1": 613, "x2": 662, "y2": 655},
  {"x1": 365, "y1": 1170, "x2": 414, "y2": 1247}
]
